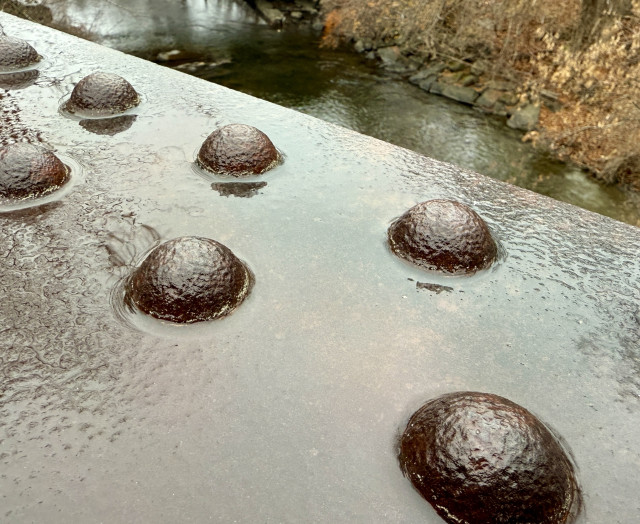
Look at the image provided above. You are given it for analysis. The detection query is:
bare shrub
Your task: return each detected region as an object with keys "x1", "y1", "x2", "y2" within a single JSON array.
[
  {"x1": 527, "y1": 3, "x2": 640, "y2": 186},
  {"x1": 320, "y1": 0, "x2": 580, "y2": 66}
]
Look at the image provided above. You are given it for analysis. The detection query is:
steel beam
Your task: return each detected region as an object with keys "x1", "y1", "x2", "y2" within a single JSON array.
[{"x1": 1, "y1": 13, "x2": 639, "y2": 523}]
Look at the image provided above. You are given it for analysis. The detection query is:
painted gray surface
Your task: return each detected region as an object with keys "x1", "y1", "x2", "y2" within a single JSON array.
[{"x1": 0, "y1": 13, "x2": 639, "y2": 523}]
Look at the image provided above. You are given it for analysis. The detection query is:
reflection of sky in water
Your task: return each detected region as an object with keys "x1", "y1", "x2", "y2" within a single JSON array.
[
  {"x1": 52, "y1": 0, "x2": 640, "y2": 226},
  {"x1": 56, "y1": 0, "x2": 263, "y2": 51}
]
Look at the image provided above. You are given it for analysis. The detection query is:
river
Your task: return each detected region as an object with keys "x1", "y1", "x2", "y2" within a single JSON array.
[{"x1": 49, "y1": 0, "x2": 640, "y2": 225}]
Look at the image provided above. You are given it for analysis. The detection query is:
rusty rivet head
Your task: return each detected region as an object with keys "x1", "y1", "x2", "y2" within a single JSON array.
[
  {"x1": 0, "y1": 35, "x2": 40, "y2": 71},
  {"x1": 388, "y1": 199, "x2": 497, "y2": 274},
  {"x1": 0, "y1": 143, "x2": 69, "y2": 200},
  {"x1": 66, "y1": 72, "x2": 140, "y2": 116},
  {"x1": 399, "y1": 392, "x2": 581, "y2": 524},
  {"x1": 124, "y1": 236, "x2": 253, "y2": 324},
  {"x1": 197, "y1": 124, "x2": 280, "y2": 177}
]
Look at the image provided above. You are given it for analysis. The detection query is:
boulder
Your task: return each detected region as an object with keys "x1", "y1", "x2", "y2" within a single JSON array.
[
  {"x1": 487, "y1": 79, "x2": 517, "y2": 91},
  {"x1": 460, "y1": 74, "x2": 477, "y2": 87},
  {"x1": 475, "y1": 88, "x2": 502, "y2": 109},
  {"x1": 377, "y1": 46, "x2": 402, "y2": 66},
  {"x1": 409, "y1": 63, "x2": 445, "y2": 85},
  {"x1": 296, "y1": 0, "x2": 318, "y2": 14},
  {"x1": 470, "y1": 60, "x2": 489, "y2": 76},
  {"x1": 417, "y1": 75, "x2": 437, "y2": 92},
  {"x1": 499, "y1": 92, "x2": 519, "y2": 106},
  {"x1": 441, "y1": 84, "x2": 480, "y2": 105},
  {"x1": 446, "y1": 60, "x2": 467, "y2": 72},
  {"x1": 507, "y1": 103, "x2": 540, "y2": 131},
  {"x1": 255, "y1": 0, "x2": 285, "y2": 27},
  {"x1": 429, "y1": 79, "x2": 444, "y2": 96}
]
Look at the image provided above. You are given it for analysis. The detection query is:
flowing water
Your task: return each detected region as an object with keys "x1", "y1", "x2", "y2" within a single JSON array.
[{"x1": 48, "y1": 0, "x2": 640, "y2": 225}]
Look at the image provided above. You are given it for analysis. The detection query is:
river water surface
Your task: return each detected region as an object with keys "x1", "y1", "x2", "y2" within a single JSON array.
[{"x1": 51, "y1": 0, "x2": 640, "y2": 225}]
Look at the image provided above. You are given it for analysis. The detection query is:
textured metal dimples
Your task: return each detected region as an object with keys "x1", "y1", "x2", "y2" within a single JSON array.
[
  {"x1": 197, "y1": 124, "x2": 280, "y2": 177},
  {"x1": 0, "y1": 143, "x2": 69, "y2": 200},
  {"x1": 124, "y1": 236, "x2": 253, "y2": 324},
  {"x1": 388, "y1": 199, "x2": 497, "y2": 274},
  {"x1": 399, "y1": 392, "x2": 581, "y2": 524},
  {"x1": 0, "y1": 35, "x2": 40, "y2": 71},
  {"x1": 66, "y1": 72, "x2": 140, "y2": 116}
]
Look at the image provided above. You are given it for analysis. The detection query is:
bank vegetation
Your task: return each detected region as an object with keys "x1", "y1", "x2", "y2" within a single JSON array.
[{"x1": 320, "y1": 0, "x2": 640, "y2": 190}]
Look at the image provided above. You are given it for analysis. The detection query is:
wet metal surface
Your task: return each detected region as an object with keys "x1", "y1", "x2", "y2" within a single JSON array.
[{"x1": 0, "y1": 13, "x2": 639, "y2": 523}]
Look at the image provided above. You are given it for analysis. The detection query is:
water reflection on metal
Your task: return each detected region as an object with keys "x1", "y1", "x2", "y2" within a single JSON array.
[
  {"x1": 211, "y1": 181, "x2": 268, "y2": 198},
  {"x1": 1, "y1": 12, "x2": 639, "y2": 524},
  {"x1": 0, "y1": 68, "x2": 39, "y2": 90},
  {"x1": 79, "y1": 114, "x2": 137, "y2": 136}
]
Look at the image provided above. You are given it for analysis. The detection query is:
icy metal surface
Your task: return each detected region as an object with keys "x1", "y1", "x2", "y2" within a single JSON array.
[{"x1": 0, "y1": 13, "x2": 639, "y2": 524}]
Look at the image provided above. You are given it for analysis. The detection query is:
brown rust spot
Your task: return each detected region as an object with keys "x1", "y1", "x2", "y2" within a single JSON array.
[
  {"x1": 124, "y1": 236, "x2": 253, "y2": 324},
  {"x1": 66, "y1": 72, "x2": 140, "y2": 116},
  {"x1": 399, "y1": 392, "x2": 581, "y2": 524},
  {"x1": 197, "y1": 124, "x2": 279, "y2": 177},
  {"x1": 0, "y1": 142, "x2": 69, "y2": 200},
  {"x1": 388, "y1": 199, "x2": 497, "y2": 274}
]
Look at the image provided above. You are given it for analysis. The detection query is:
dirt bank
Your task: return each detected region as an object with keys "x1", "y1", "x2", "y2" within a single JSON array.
[{"x1": 318, "y1": 0, "x2": 640, "y2": 191}]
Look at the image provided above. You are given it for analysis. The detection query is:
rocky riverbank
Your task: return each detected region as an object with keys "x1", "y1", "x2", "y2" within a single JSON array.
[
  {"x1": 377, "y1": 52, "x2": 542, "y2": 133},
  {"x1": 311, "y1": 0, "x2": 640, "y2": 192},
  {"x1": 249, "y1": 0, "x2": 323, "y2": 28},
  {"x1": 251, "y1": 2, "x2": 543, "y2": 132},
  {"x1": 0, "y1": 0, "x2": 91, "y2": 39}
]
